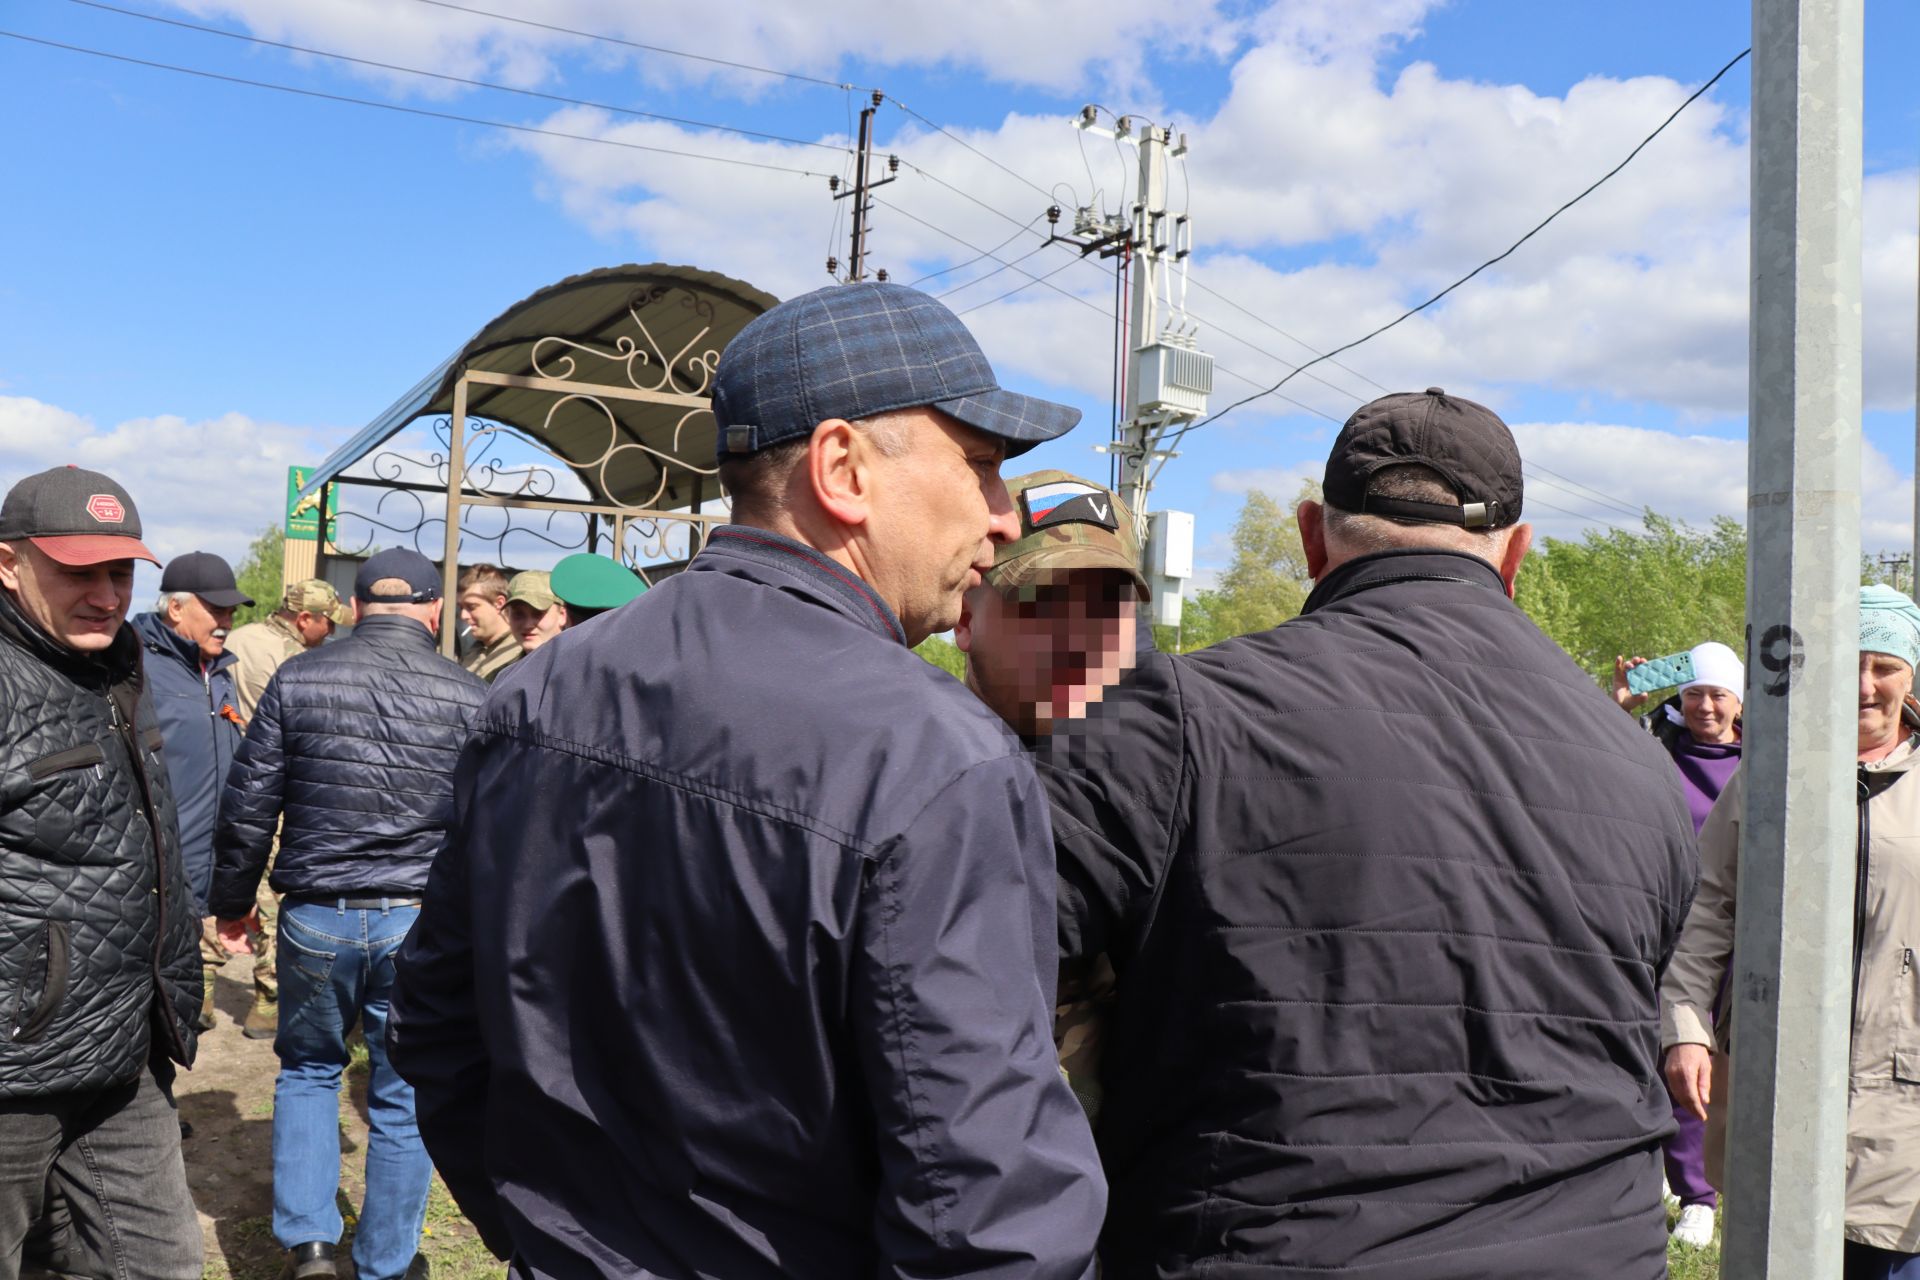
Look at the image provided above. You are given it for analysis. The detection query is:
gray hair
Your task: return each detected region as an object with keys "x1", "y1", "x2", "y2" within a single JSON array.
[
  {"x1": 1322, "y1": 464, "x2": 1504, "y2": 556},
  {"x1": 154, "y1": 590, "x2": 197, "y2": 617},
  {"x1": 718, "y1": 409, "x2": 918, "y2": 519}
]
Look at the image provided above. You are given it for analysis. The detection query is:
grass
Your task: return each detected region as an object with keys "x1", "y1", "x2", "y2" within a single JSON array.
[{"x1": 1666, "y1": 1206, "x2": 1722, "y2": 1279}]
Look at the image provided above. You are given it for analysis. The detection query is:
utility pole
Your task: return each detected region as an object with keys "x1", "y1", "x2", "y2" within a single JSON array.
[
  {"x1": 828, "y1": 91, "x2": 896, "y2": 283},
  {"x1": 1071, "y1": 108, "x2": 1212, "y2": 625},
  {"x1": 1724, "y1": 2, "x2": 1864, "y2": 1277}
]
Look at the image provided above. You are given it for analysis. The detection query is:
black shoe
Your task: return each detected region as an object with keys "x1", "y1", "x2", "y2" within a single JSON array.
[
  {"x1": 282, "y1": 1241, "x2": 336, "y2": 1280},
  {"x1": 404, "y1": 1254, "x2": 430, "y2": 1279},
  {"x1": 178, "y1": 1118, "x2": 193, "y2": 1141}
]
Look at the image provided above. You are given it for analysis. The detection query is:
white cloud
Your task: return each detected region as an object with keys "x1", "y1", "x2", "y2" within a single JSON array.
[
  {"x1": 0, "y1": 396, "x2": 327, "y2": 567},
  {"x1": 1208, "y1": 421, "x2": 1914, "y2": 553}
]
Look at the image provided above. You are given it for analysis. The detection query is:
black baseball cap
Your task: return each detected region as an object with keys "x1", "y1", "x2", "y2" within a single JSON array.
[
  {"x1": 159, "y1": 551, "x2": 254, "y2": 608},
  {"x1": 0, "y1": 465, "x2": 158, "y2": 565},
  {"x1": 1322, "y1": 388, "x2": 1524, "y2": 529},
  {"x1": 711, "y1": 281, "x2": 1081, "y2": 462},
  {"x1": 354, "y1": 548, "x2": 442, "y2": 603}
]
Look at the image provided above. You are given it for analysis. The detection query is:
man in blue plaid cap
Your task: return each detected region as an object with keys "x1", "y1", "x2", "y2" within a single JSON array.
[{"x1": 391, "y1": 282, "x2": 1107, "y2": 1278}]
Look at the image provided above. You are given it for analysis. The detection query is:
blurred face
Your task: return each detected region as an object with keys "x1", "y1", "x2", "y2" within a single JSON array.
[
  {"x1": 166, "y1": 593, "x2": 235, "y2": 660},
  {"x1": 958, "y1": 568, "x2": 1139, "y2": 737},
  {"x1": 459, "y1": 587, "x2": 511, "y2": 645},
  {"x1": 506, "y1": 599, "x2": 565, "y2": 652},
  {"x1": 291, "y1": 610, "x2": 334, "y2": 648},
  {"x1": 0, "y1": 541, "x2": 135, "y2": 653},
  {"x1": 1860, "y1": 651, "x2": 1915, "y2": 756},
  {"x1": 867, "y1": 411, "x2": 1020, "y2": 646},
  {"x1": 1680, "y1": 685, "x2": 1741, "y2": 744}
]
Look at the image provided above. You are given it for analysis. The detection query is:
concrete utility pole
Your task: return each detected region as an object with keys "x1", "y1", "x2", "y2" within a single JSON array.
[
  {"x1": 1069, "y1": 110, "x2": 1212, "y2": 625},
  {"x1": 1725, "y1": 1, "x2": 1864, "y2": 1276}
]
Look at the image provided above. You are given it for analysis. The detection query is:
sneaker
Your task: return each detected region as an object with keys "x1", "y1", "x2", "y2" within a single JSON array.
[
  {"x1": 281, "y1": 1241, "x2": 336, "y2": 1279},
  {"x1": 1671, "y1": 1203, "x2": 1716, "y2": 1249},
  {"x1": 242, "y1": 998, "x2": 278, "y2": 1040}
]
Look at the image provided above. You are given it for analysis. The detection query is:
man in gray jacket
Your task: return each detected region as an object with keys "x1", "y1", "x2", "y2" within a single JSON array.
[
  {"x1": 0, "y1": 466, "x2": 202, "y2": 1279},
  {"x1": 390, "y1": 282, "x2": 1107, "y2": 1278}
]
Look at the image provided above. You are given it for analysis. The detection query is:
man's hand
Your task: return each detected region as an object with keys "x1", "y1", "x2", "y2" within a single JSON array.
[
  {"x1": 1664, "y1": 1043, "x2": 1713, "y2": 1120},
  {"x1": 215, "y1": 909, "x2": 261, "y2": 956},
  {"x1": 1613, "y1": 655, "x2": 1652, "y2": 713}
]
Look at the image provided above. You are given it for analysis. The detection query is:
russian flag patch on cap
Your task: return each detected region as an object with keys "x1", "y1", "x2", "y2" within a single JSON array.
[{"x1": 1022, "y1": 480, "x2": 1117, "y2": 531}]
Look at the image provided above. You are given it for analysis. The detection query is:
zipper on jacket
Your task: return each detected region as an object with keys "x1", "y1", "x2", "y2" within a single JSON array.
[
  {"x1": 110, "y1": 690, "x2": 190, "y2": 1064},
  {"x1": 1853, "y1": 770, "x2": 1874, "y2": 1042}
]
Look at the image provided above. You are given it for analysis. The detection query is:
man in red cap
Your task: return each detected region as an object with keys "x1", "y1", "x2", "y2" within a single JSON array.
[{"x1": 0, "y1": 465, "x2": 204, "y2": 1277}]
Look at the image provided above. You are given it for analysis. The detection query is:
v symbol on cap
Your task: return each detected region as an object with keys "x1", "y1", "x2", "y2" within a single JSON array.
[{"x1": 1091, "y1": 500, "x2": 1109, "y2": 521}]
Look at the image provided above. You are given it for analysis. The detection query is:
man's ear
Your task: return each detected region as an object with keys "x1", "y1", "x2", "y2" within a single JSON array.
[
  {"x1": 806, "y1": 419, "x2": 873, "y2": 529},
  {"x1": 1297, "y1": 500, "x2": 1330, "y2": 581},
  {"x1": 0, "y1": 542, "x2": 19, "y2": 593},
  {"x1": 1497, "y1": 523, "x2": 1533, "y2": 598},
  {"x1": 954, "y1": 587, "x2": 981, "y2": 654}
]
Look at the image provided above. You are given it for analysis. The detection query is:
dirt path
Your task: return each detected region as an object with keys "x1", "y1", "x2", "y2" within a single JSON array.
[{"x1": 181, "y1": 952, "x2": 502, "y2": 1280}]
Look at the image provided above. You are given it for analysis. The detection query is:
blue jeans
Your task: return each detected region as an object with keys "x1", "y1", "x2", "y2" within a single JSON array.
[
  {"x1": 1847, "y1": 1241, "x2": 1920, "y2": 1280},
  {"x1": 273, "y1": 900, "x2": 429, "y2": 1280}
]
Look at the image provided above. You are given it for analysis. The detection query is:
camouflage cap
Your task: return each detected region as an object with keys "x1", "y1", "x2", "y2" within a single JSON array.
[
  {"x1": 986, "y1": 470, "x2": 1149, "y2": 599},
  {"x1": 506, "y1": 570, "x2": 558, "y2": 612},
  {"x1": 281, "y1": 578, "x2": 351, "y2": 625}
]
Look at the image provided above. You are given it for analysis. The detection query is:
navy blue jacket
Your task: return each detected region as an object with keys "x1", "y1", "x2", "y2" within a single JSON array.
[
  {"x1": 1043, "y1": 550, "x2": 1698, "y2": 1279},
  {"x1": 132, "y1": 611, "x2": 242, "y2": 912},
  {"x1": 388, "y1": 526, "x2": 1105, "y2": 1279},
  {"x1": 210, "y1": 615, "x2": 485, "y2": 917}
]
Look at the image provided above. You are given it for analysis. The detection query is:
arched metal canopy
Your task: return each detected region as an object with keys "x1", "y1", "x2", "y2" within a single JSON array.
[{"x1": 300, "y1": 263, "x2": 778, "y2": 508}]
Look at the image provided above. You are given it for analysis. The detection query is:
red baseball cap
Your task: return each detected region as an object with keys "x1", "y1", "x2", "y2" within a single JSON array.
[{"x1": 0, "y1": 466, "x2": 159, "y2": 566}]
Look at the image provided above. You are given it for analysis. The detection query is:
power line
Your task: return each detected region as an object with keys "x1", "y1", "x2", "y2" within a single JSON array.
[
  {"x1": 907, "y1": 213, "x2": 1042, "y2": 287},
  {"x1": 1184, "y1": 275, "x2": 1394, "y2": 395},
  {"x1": 887, "y1": 98, "x2": 1060, "y2": 204},
  {"x1": 1184, "y1": 45, "x2": 1752, "y2": 434},
  {"x1": 954, "y1": 256, "x2": 1087, "y2": 316},
  {"x1": 408, "y1": 0, "x2": 855, "y2": 90},
  {"x1": 0, "y1": 29, "x2": 837, "y2": 178},
  {"x1": 66, "y1": 0, "x2": 854, "y2": 155},
  {"x1": 1523, "y1": 463, "x2": 1646, "y2": 519},
  {"x1": 934, "y1": 241, "x2": 1053, "y2": 301}
]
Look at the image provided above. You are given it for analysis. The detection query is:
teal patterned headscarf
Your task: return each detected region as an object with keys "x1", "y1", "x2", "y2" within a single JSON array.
[{"x1": 1860, "y1": 584, "x2": 1920, "y2": 669}]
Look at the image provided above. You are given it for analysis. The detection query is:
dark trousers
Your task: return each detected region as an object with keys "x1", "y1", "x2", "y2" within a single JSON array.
[
  {"x1": 1847, "y1": 1240, "x2": 1920, "y2": 1280},
  {"x1": 0, "y1": 1060, "x2": 201, "y2": 1280}
]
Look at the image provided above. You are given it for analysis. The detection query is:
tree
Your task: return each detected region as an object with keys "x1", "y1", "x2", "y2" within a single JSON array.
[
  {"x1": 1154, "y1": 482, "x2": 1320, "y2": 654},
  {"x1": 915, "y1": 635, "x2": 966, "y2": 680},
  {"x1": 232, "y1": 524, "x2": 285, "y2": 629},
  {"x1": 1513, "y1": 514, "x2": 1746, "y2": 686}
]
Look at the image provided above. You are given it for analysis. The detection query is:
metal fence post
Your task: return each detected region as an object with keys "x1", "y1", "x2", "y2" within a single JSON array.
[{"x1": 1725, "y1": 0, "x2": 1864, "y2": 1274}]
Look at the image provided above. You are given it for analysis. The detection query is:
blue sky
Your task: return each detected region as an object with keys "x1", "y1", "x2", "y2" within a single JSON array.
[{"x1": 1, "y1": 0, "x2": 1915, "y2": 589}]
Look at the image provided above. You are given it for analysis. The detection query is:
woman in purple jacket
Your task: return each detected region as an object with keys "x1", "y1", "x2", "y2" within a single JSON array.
[{"x1": 1614, "y1": 640, "x2": 1744, "y2": 1251}]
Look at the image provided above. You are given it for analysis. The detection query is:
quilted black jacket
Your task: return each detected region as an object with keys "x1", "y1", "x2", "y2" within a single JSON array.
[
  {"x1": 1043, "y1": 549, "x2": 1699, "y2": 1279},
  {"x1": 0, "y1": 588, "x2": 200, "y2": 1098},
  {"x1": 210, "y1": 614, "x2": 484, "y2": 915}
]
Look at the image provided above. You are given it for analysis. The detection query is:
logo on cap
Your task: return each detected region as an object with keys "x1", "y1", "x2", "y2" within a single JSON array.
[
  {"x1": 1022, "y1": 480, "x2": 1117, "y2": 532},
  {"x1": 86, "y1": 494, "x2": 125, "y2": 524}
]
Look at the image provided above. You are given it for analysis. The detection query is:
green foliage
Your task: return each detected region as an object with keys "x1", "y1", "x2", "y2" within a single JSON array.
[
  {"x1": 1154, "y1": 482, "x2": 1320, "y2": 654},
  {"x1": 1862, "y1": 552, "x2": 1915, "y2": 597},
  {"x1": 915, "y1": 635, "x2": 967, "y2": 680},
  {"x1": 1513, "y1": 514, "x2": 1746, "y2": 685},
  {"x1": 231, "y1": 524, "x2": 285, "y2": 628}
]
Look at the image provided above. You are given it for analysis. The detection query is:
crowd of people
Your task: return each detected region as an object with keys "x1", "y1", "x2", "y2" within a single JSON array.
[{"x1": 0, "y1": 279, "x2": 1916, "y2": 1280}]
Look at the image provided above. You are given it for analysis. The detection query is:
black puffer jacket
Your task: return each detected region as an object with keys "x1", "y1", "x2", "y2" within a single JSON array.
[
  {"x1": 0, "y1": 589, "x2": 200, "y2": 1097},
  {"x1": 210, "y1": 615, "x2": 484, "y2": 915},
  {"x1": 1043, "y1": 550, "x2": 1699, "y2": 1279}
]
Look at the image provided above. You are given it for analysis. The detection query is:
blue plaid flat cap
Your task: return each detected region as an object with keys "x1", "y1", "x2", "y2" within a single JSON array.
[{"x1": 712, "y1": 281, "x2": 1081, "y2": 461}]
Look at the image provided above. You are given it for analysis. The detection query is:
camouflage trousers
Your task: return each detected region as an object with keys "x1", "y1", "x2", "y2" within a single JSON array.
[{"x1": 198, "y1": 878, "x2": 279, "y2": 1008}]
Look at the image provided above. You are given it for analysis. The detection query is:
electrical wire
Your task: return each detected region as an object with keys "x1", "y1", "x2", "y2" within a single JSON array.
[
  {"x1": 408, "y1": 0, "x2": 856, "y2": 90},
  {"x1": 953, "y1": 256, "x2": 1088, "y2": 316},
  {"x1": 1181, "y1": 45, "x2": 1751, "y2": 435},
  {"x1": 1184, "y1": 275, "x2": 1394, "y2": 395},
  {"x1": 907, "y1": 214, "x2": 1043, "y2": 287},
  {"x1": 0, "y1": 29, "x2": 838, "y2": 177},
  {"x1": 1522, "y1": 461, "x2": 1646, "y2": 518},
  {"x1": 887, "y1": 98, "x2": 1059, "y2": 203},
  {"x1": 64, "y1": 0, "x2": 852, "y2": 154},
  {"x1": 934, "y1": 241, "x2": 1052, "y2": 300}
]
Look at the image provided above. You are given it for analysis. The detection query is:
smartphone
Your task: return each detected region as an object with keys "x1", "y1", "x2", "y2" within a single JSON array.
[{"x1": 1627, "y1": 650, "x2": 1696, "y2": 697}]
